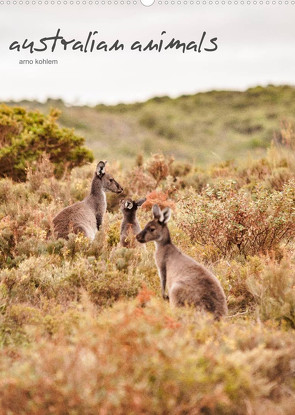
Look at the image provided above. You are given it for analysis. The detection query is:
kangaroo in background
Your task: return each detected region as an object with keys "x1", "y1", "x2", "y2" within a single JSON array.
[
  {"x1": 120, "y1": 198, "x2": 146, "y2": 248},
  {"x1": 136, "y1": 205, "x2": 227, "y2": 319},
  {"x1": 53, "y1": 161, "x2": 123, "y2": 240}
]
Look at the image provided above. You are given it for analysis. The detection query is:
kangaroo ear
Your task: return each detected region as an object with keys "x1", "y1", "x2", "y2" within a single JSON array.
[
  {"x1": 96, "y1": 161, "x2": 106, "y2": 178},
  {"x1": 160, "y1": 207, "x2": 171, "y2": 224},
  {"x1": 135, "y1": 198, "x2": 146, "y2": 207},
  {"x1": 152, "y1": 204, "x2": 163, "y2": 221}
]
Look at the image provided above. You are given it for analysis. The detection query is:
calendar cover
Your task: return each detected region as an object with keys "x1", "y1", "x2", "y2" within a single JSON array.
[{"x1": 1, "y1": 2, "x2": 295, "y2": 414}]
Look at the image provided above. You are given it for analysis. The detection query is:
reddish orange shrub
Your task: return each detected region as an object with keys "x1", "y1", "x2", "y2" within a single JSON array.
[
  {"x1": 136, "y1": 284, "x2": 154, "y2": 307},
  {"x1": 147, "y1": 153, "x2": 174, "y2": 187},
  {"x1": 142, "y1": 190, "x2": 175, "y2": 211}
]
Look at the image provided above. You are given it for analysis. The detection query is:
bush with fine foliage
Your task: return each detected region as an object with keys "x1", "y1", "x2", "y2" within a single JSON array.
[
  {"x1": 0, "y1": 105, "x2": 93, "y2": 181},
  {"x1": 177, "y1": 180, "x2": 295, "y2": 258},
  {"x1": 247, "y1": 255, "x2": 295, "y2": 328}
]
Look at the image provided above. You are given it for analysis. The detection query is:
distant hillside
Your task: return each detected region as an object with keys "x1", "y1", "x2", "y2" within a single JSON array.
[{"x1": 5, "y1": 85, "x2": 295, "y2": 165}]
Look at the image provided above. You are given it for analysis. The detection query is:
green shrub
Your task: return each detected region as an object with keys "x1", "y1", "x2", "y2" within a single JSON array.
[{"x1": 0, "y1": 105, "x2": 93, "y2": 181}]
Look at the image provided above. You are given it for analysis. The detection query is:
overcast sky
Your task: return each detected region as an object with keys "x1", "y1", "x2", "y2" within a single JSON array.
[{"x1": 0, "y1": 4, "x2": 295, "y2": 104}]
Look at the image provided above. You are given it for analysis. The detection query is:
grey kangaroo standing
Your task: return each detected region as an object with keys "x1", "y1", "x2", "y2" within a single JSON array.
[
  {"x1": 136, "y1": 205, "x2": 227, "y2": 319},
  {"x1": 120, "y1": 198, "x2": 146, "y2": 247},
  {"x1": 53, "y1": 161, "x2": 123, "y2": 240}
]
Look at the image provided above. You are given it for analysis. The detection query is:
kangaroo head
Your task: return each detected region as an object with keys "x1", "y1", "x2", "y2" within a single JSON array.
[
  {"x1": 95, "y1": 161, "x2": 123, "y2": 194},
  {"x1": 136, "y1": 204, "x2": 171, "y2": 243},
  {"x1": 120, "y1": 197, "x2": 146, "y2": 215}
]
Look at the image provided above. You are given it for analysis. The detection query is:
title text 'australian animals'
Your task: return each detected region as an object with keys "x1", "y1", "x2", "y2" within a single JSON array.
[{"x1": 9, "y1": 29, "x2": 218, "y2": 54}]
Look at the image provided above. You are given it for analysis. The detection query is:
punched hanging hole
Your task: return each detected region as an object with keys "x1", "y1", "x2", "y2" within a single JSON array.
[{"x1": 140, "y1": 0, "x2": 154, "y2": 5}]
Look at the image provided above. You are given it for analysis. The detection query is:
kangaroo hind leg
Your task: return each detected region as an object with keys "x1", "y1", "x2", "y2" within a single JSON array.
[
  {"x1": 169, "y1": 283, "x2": 186, "y2": 308},
  {"x1": 73, "y1": 225, "x2": 88, "y2": 237}
]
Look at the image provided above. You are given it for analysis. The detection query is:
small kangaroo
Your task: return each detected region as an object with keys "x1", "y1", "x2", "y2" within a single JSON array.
[
  {"x1": 136, "y1": 205, "x2": 227, "y2": 319},
  {"x1": 120, "y1": 197, "x2": 146, "y2": 247},
  {"x1": 53, "y1": 161, "x2": 123, "y2": 240}
]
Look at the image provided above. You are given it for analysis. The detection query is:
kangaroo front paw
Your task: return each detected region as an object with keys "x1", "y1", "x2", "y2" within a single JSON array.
[{"x1": 162, "y1": 294, "x2": 169, "y2": 301}]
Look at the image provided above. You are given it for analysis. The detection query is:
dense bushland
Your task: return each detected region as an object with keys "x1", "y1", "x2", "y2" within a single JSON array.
[
  {"x1": 1, "y1": 297, "x2": 295, "y2": 415},
  {"x1": 1, "y1": 102, "x2": 295, "y2": 413}
]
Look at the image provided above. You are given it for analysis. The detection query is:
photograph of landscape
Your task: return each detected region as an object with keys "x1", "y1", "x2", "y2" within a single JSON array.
[{"x1": 1, "y1": 4, "x2": 295, "y2": 414}]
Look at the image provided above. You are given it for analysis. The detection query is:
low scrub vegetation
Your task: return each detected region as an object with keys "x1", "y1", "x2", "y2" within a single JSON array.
[
  {"x1": 1, "y1": 103, "x2": 295, "y2": 413},
  {"x1": 1, "y1": 297, "x2": 295, "y2": 415}
]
